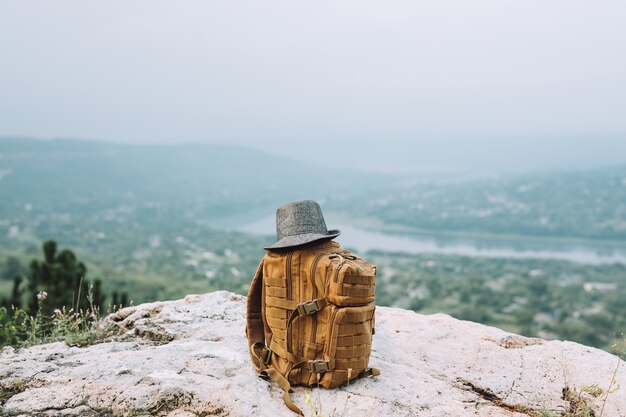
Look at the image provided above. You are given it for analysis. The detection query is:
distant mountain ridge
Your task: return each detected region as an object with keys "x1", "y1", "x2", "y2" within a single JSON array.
[
  {"x1": 0, "y1": 136, "x2": 389, "y2": 219},
  {"x1": 1, "y1": 136, "x2": 625, "y2": 242}
]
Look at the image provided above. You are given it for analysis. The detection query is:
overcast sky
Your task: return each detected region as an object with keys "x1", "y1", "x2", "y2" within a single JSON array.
[{"x1": 1, "y1": 1, "x2": 625, "y2": 173}]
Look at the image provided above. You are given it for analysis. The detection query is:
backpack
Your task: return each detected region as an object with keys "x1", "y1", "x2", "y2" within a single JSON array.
[{"x1": 246, "y1": 240, "x2": 380, "y2": 415}]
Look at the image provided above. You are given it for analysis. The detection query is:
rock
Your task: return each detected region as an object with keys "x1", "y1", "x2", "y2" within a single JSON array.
[
  {"x1": 0, "y1": 290, "x2": 624, "y2": 417},
  {"x1": 1, "y1": 346, "x2": 15, "y2": 357}
]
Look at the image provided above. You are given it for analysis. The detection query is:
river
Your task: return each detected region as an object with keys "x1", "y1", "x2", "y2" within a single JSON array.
[{"x1": 235, "y1": 215, "x2": 626, "y2": 265}]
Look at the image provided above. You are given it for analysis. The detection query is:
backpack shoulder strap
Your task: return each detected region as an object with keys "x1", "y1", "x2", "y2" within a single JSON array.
[
  {"x1": 246, "y1": 255, "x2": 305, "y2": 416},
  {"x1": 246, "y1": 256, "x2": 270, "y2": 372}
]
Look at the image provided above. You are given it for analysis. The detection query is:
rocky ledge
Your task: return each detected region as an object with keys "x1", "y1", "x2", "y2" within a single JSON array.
[{"x1": 1, "y1": 291, "x2": 625, "y2": 417}]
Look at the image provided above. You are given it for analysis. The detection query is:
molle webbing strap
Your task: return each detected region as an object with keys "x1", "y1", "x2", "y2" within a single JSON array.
[
  {"x1": 342, "y1": 285, "x2": 376, "y2": 298},
  {"x1": 246, "y1": 259, "x2": 267, "y2": 372},
  {"x1": 265, "y1": 286, "x2": 287, "y2": 298},
  {"x1": 335, "y1": 357, "x2": 369, "y2": 370},
  {"x1": 265, "y1": 296, "x2": 299, "y2": 311},
  {"x1": 337, "y1": 333, "x2": 371, "y2": 347},
  {"x1": 271, "y1": 328, "x2": 287, "y2": 342},
  {"x1": 343, "y1": 274, "x2": 375, "y2": 285},
  {"x1": 265, "y1": 306, "x2": 288, "y2": 319},
  {"x1": 264, "y1": 276, "x2": 287, "y2": 287},
  {"x1": 335, "y1": 344, "x2": 371, "y2": 359},
  {"x1": 341, "y1": 308, "x2": 375, "y2": 323},
  {"x1": 337, "y1": 323, "x2": 372, "y2": 336},
  {"x1": 266, "y1": 315, "x2": 287, "y2": 330}
]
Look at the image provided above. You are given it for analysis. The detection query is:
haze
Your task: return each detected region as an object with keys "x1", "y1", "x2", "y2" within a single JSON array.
[{"x1": 1, "y1": 1, "x2": 625, "y2": 173}]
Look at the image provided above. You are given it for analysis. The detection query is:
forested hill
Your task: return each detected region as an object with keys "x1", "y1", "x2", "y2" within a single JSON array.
[
  {"x1": 0, "y1": 137, "x2": 390, "y2": 221},
  {"x1": 1, "y1": 136, "x2": 625, "y2": 243},
  {"x1": 327, "y1": 163, "x2": 626, "y2": 241}
]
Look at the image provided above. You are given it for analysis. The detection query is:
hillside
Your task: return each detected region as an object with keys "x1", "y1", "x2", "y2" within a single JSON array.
[
  {"x1": 326, "y1": 165, "x2": 626, "y2": 241},
  {"x1": 2, "y1": 137, "x2": 625, "y2": 244},
  {"x1": 0, "y1": 137, "x2": 387, "y2": 222},
  {"x1": 1, "y1": 291, "x2": 624, "y2": 417}
]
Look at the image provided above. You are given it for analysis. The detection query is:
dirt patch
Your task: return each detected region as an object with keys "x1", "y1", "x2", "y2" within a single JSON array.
[
  {"x1": 490, "y1": 335, "x2": 545, "y2": 349},
  {"x1": 0, "y1": 378, "x2": 28, "y2": 407}
]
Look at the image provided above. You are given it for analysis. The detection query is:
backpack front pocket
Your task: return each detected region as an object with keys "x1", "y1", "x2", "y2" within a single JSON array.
[{"x1": 319, "y1": 304, "x2": 375, "y2": 388}]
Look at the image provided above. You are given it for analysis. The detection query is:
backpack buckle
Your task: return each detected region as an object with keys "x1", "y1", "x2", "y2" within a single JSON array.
[
  {"x1": 297, "y1": 299, "x2": 321, "y2": 316},
  {"x1": 308, "y1": 360, "x2": 331, "y2": 373}
]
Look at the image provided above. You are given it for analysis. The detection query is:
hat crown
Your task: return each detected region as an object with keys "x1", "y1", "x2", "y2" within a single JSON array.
[{"x1": 276, "y1": 200, "x2": 329, "y2": 241}]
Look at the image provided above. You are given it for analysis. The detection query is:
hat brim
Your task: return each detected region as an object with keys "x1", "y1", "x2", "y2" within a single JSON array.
[{"x1": 264, "y1": 229, "x2": 340, "y2": 250}]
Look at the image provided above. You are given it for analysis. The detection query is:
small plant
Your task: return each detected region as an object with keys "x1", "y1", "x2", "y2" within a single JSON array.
[
  {"x1": 0, "y1": 283, "x2": 119, "y2": 349},
  {"x1": 304, "y1": 369, "x2": 355, "y2": 417},
  {"x1": 562, "y1": 387, "x2": 594, "y2": 417},
  {"x1": 0, "y1": 305, "x2": 29, "y2": 347},
  {"x1": 598, "y1": 333, "x2": 624, "y2": 417},
  {"x1": 581, "y1": 384, "x2": 603, "y2": 398},
  {"x1": 25, "y1": 291, "x2": 48, "y2": 346},
  {"x1": 304, "y1": 372, "x2": 323, "y2": 417},
  {"x1": 305, "y1": 391, "x2": 319, "y2": 417}
]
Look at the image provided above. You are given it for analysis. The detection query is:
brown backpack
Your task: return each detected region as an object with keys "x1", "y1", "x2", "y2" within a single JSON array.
[{"x1": 246, "y1": 240, "x2": 380, "y2": 415}]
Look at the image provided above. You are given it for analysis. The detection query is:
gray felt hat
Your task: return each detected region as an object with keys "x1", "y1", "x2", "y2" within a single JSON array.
[{"x1": 264, "y1": 200, "x2": 340, "y2": 250}]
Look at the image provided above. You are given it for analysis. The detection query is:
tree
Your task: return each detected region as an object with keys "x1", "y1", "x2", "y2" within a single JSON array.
[
  {"x1": 1, "y1": 256, "x2": 23, "y2": 281},
  {"x1": 91, "y1": 278, "x2": 105, "y2": 311},
  {"x1": 1, "y1": 274, "x2": 24, "y2": 309},
  {"x1": 27, "y1": 240, "x2": 103, "y2": 315},
  {"x1": 10, "y1": 275, "x2": 23, "y2": 308},
  {"x1": 111, "y1": 290, "x2": 130, "y2": 308}
]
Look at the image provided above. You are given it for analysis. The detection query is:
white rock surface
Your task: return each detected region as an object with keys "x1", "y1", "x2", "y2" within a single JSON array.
[{"x1": 1, "y1": 291, "x2": 624, "y2": 417}]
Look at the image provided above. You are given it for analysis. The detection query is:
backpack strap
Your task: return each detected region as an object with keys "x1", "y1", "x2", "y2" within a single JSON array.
[
  {"x1": 246, "y1": 258, "x2": 271, "y2": 372},
  {"x1": 285, "y1": 298, "x2": 329, "y2": 361},
  {"x1": 247, "y1": 257, "x2": 304, "y2": 416},
  {"x1": 358, "y1": 367, "x2": 380, "y2": 378},
  {"x1": 263, "y1": 367, "x2": 304, "y2": 416}
]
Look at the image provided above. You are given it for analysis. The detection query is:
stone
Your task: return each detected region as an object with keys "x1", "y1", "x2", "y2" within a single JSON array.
[{"x1": 1, "y1": 291, "x2": 624, "y2": 416}]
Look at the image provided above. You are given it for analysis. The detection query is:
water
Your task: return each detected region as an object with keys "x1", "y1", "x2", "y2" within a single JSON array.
[{"x1": 236, "y1": 215, "x2": 626, "y2": 265}]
